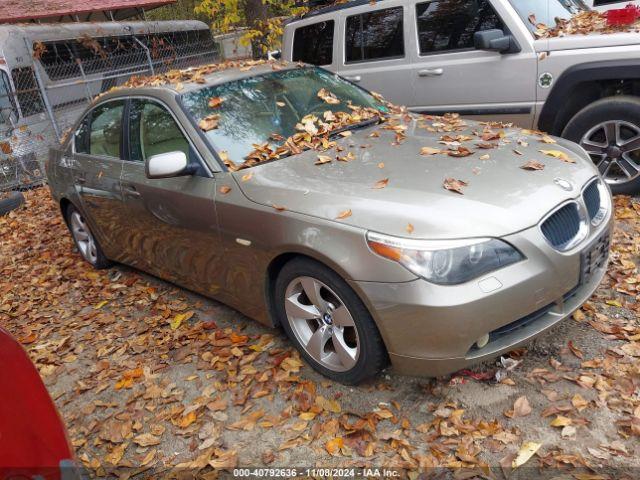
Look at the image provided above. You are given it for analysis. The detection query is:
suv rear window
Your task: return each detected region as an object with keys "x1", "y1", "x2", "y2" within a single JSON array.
[
  {"x1": 292, "y1": 21, "x2": 335, "y2": 66},
  {"x1": 345, "y1": 7, "x2": 404, "y2": 63},
  {"x1": 416, "y1": 0, "x2": 504, "y2": 55}
]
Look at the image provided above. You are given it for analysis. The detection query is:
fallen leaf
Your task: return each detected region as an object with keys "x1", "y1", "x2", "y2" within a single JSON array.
[
  {"x1": 315, "y1": 155, "x2": 332, "y2": 165},
  {"x1": 373, "y1": 178, "x2": 389, "y2": 189},
  {"x1": 199, "y1": 114, "x2": 220, "y2": 131},
  {"x1": 170, "y1": 311, "x2": 193, "y2": 330},
  {"x1": 521, "y1": 160, "x2": 545, "y2": 171},
  {"x1": 443, "y1": 178, "x2": 468, "y2": 195},
  {"x1": 513, "y1": 396, "x2": 532, "y2": 417},
  {"x1": 219, "y1": 186, "x2": 231, "y2": 194},
  {"x1": 406, "y1": 223, "x2": 414, "y2": 234},
  {"x1": 568, "y1": 341, "x2": 584, "y2": 359},
  {"x1": 336, "y1": 209, "x2": 352, "y2": 220},
  {"x1": 325, "y1": 437, "x2": 344, "y2": 455},
  {"x1": 133, "y1": 433, "x2": 161, "y2": 447},
  {"x1": 420, "y1": 146, "x2": 441, "y2": 156},
  {"x1": 539, "y1": 149, "x2": 575, "y2": 163},
  {"x1": 550, "y1": 415, "x2": 572, "y2": 427},
  {"x1": 208, "y1": 97, "x2": 224, "y2": 109},
  {"x1": 512, "y1": 442, "x2": 541, "y2": 469}
]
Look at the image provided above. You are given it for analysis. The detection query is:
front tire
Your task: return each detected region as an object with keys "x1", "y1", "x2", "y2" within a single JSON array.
[
  {"x1": 65, "y1": 204, "x2": 111, "y2": 269},
  {"x1": 274, "y1": 258, "x2": 387, "y2": 384},
  {"x1": 562, "y1": 96, "x2": 640, "y2": 195}
]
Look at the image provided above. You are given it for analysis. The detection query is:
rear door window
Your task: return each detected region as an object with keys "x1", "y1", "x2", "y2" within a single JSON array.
[
  {"x1": 292, "y1": 20, "x2": 335, "y2": 66},
  {"x1": 88, "y1": 101, "x2": 125, "y2": 158},
  {"x1": 415, "y1": 0, "x2": 505, "y2": 55},
  {"x1": 345, "y1": 6, "x2": 404, "y2": 63}
]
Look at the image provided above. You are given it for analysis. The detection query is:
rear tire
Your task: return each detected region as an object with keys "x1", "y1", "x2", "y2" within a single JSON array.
[
  {"x1": 64, "y1": 204, "x2": 111, "y2": 269},
  {"x1": 562, "y1": 96, "x2": 640, "y2": 195},
  {"x1": 274, "y1": 257, "x2": 388, "y2": 385},
  {"x1": 0, "y1": 191, "x2": 25, "y2": 216}
]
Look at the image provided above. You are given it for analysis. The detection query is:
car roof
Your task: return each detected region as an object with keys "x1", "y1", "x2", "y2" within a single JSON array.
[
  {"x1": 95, "y1": 60, "x2": 302, "y2": 101},
  {"x1": 295, "y1": 0, "x2": 392, "y2": 21}
]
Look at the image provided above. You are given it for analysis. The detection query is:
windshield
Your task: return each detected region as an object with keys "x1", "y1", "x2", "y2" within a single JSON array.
[
  {"x1": 509, "y1": 0, "x2": 588, "y2": 31},
  {"x1": 180, "y1": 67, "x2": 383, "y2": 166}
]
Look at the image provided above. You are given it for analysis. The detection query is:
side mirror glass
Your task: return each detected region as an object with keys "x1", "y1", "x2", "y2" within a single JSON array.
[
  {"x1": 146, "y1": 151, "x2": 189, "y2": 179},
  {"x1": 473, "y1": 29, "x2": 515, "y2": 53}
]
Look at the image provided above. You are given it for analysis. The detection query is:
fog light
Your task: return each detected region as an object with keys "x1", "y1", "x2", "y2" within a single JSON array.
[{"x1": 476, "y1": 334, "x2": 490, "y2": 349}]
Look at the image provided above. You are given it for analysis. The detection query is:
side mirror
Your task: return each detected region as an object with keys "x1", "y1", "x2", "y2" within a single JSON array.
[
  {"x1": 474, "y1": 29, "x2": 516, "y2": 54},
  {"x1": 267, "y1": 50, "x2": 282, "y2": 61},
  {"x1": 146, "y1": 151, "x2": 189, "y2": 179}
]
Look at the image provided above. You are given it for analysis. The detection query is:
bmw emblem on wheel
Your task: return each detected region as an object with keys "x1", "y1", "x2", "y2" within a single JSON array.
[{"x1": 554, "y1": 177, "x2": 574, "y2": 191}]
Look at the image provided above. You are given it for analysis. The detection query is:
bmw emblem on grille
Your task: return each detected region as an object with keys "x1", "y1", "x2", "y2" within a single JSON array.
[{"x1": 554, "y1": 178, "x2": 573, "y2": 191}]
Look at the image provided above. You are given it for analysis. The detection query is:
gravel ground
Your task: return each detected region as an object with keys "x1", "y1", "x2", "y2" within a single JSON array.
[{"x1": 1, "y1": 188, "x2": 638, "y2": 479}]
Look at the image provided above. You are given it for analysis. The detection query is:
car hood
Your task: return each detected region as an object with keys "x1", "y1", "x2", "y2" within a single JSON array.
[
  {"x1": 233, "y1": 119, "x2": 599, "y2": 239},
  {"x1": 535, "y1": 32, "x2": 640, "y2": 52}
]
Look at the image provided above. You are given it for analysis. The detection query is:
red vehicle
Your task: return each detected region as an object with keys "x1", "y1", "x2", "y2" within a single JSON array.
[{"x1": 0, "y1": 327, "x2": 80, "y2": 480}]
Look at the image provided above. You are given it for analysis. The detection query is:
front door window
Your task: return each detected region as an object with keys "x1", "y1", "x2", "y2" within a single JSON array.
[{"x1": 129, "y1": 100, "x2": 191, "y2": 162}]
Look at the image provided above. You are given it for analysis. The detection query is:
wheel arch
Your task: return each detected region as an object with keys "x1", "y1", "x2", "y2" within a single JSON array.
[
  {"x1": 263, "y1": 249, "x2": 384, "y2": 340},
  {"x1": 59, "y1": 197, "x2": 73, "y2": 225},
  {"x1": 538, "y1": 60, "x2": 640, "y2": 135},
  {"x1": 265, "y1": 249, "x2": 357, "y2": 328}
]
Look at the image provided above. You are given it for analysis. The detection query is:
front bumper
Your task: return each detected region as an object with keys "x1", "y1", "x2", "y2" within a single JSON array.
[{"x1": 354, "y1": 214, "x2": 612, "y2": 378}]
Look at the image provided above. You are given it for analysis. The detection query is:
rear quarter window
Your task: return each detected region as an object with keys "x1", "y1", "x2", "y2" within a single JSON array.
[{"x1": 292, "y1": 20, "x2": 335, "y2": 66}]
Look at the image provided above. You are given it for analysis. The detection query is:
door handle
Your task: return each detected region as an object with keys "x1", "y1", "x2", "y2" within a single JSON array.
[
  {"x1": 122, "y1": 184, "x2": 141, "y2": 198},
  {"x1": 345, "y1": 75, "x2": 362, "y2": 83},
  {"x1": 418, "y1": 68, "x2": 444, "y2": 77}
]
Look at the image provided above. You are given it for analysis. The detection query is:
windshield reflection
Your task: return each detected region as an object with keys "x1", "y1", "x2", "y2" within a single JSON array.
[{"x1": 509, "y1": 0, "x2": 588, "y2": 30}]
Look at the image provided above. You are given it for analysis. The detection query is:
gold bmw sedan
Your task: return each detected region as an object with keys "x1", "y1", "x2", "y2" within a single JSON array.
[{"x1": 46, "y1": 62, "x2": 612, "y2": 384}]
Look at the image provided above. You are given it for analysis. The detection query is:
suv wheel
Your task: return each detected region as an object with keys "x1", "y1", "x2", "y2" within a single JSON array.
[
  {"x1": 65, "y1": 204, "x2": 111, "y2": 269},
  {"x1": 274, "y1": 258, "x2": 387, "y2": 384},
  {"x1": 562, "y1": 96, "x2": 640, "y2": 195}
]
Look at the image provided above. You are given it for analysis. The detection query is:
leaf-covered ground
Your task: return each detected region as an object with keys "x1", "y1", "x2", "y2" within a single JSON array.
[{"x1": 1, "y1": 188, "x2": 638, "y2": 477}]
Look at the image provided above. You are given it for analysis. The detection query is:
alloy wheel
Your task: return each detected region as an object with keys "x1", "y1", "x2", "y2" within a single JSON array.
[
  {"x1": 580, "y1": 120, "x2": 640, "y2": 185},
  {"x1": 284, "y1": 276, "x2": 359, "y2": 372},
  {"x1": 69, "y1": 211, "x2": 98, "y2": 264}
]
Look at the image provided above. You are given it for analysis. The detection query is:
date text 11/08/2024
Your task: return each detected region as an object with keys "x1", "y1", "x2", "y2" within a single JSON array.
[{"x1": 233, "y1": 468, "x2": 401, "y2": 477}]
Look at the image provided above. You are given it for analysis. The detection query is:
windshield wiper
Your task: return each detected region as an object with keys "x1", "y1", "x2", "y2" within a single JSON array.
[{"x1": 330, "y1": 115, "x2": 381, "y2": 138}]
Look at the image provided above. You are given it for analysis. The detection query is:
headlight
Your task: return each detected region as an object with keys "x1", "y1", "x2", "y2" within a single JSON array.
[{"x1": 366, "y1": 232, "x2": 524, "y2": 285}]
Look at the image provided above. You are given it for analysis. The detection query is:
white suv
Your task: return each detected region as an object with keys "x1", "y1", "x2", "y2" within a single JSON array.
[{"x1": 283, "y1": 0, "x2": 640, "y2": 193}]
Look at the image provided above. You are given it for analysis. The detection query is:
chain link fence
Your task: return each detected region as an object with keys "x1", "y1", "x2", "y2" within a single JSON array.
[{"x1": 0, "y1": 27, "x2": 219, "y2": 192}]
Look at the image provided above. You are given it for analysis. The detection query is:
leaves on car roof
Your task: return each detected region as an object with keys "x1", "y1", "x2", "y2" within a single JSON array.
[
  {"x1": 336, "y1": 209, "x2": 352, "y2": 220},
  {"x1": 372, "y1": 178, "x2": 389, "y2": 189},
  {"x1": 443, "y1": 178, "x2": 468, "y2": 194}
]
